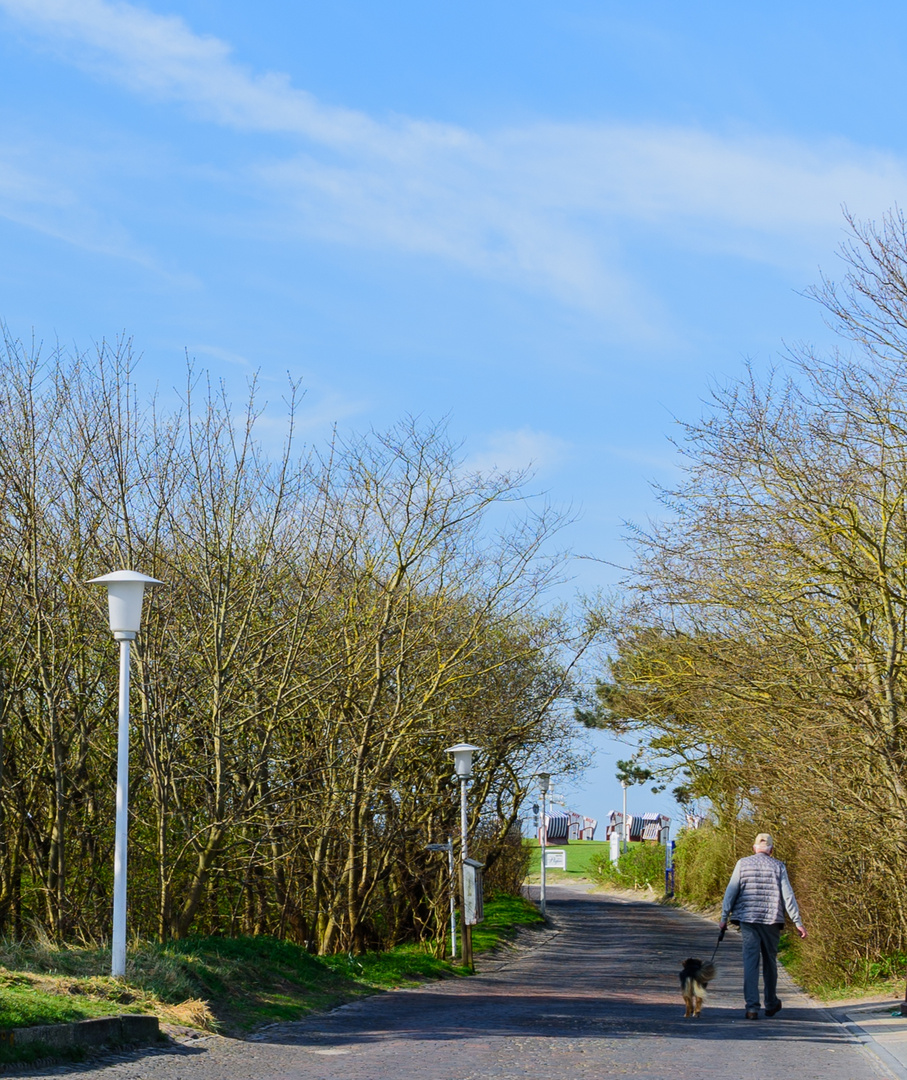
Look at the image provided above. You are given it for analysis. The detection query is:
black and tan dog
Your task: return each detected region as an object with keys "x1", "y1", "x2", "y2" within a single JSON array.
[{"x1": 680, "y1": 958, "x2": 716, "y2": 1018}]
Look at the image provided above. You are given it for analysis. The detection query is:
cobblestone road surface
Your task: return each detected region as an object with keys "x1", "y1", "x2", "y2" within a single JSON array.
[{"x1": 28, "y1": 886, "x2": 894, "y2": 1080}]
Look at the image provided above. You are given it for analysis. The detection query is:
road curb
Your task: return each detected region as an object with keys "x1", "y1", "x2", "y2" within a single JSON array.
[
  {"x1": 0, "y1": 1013, "x2": 160, "y2": 1055},
  {"x1": 828, "y1": 1005, "x2": 907, "y2": 1080},
  {"x1": 476, "y1": 921, "x2": 562, "y2": 974}
]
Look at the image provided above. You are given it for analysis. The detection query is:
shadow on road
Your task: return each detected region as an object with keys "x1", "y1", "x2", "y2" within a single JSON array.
[
  {"x1": 257, "y1": 993, "x2": 855, "y2": 1048},
  {"x1": 253, "y1": 889, "x2": 855, "y2": 1055}
]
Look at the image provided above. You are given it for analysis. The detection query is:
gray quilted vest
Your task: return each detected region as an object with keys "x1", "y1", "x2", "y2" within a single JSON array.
[{"x1": 730, "y1": 853, "x2": 786, "y2": 924}]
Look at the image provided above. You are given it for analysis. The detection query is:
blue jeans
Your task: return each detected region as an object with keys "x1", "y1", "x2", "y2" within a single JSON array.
[{"x1": 740, "y1": 922, "x2": 782, "y2": 1011}]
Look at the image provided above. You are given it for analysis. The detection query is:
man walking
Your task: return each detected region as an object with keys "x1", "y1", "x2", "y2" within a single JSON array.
[{"x1": 719, "y1": 832, "x2": 807, "y2": 1019}]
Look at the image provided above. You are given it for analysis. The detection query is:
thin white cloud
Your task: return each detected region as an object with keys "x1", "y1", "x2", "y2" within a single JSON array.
[
  {"x1": 0, "y1": 0, "x2": 432, "y2": 151},
  {"x1": 468, "y1": 428, "x2": 571, "y2": 477},
  {"x1": 0, "y1": 132, "x2": 202, "y2": 280},
  {"x1": 0, "y1": 144, "x2": 141, "y2": 260},
  {"x1": 238, "y1": 390, "x2": 370, "y2": 455},
  {"x1": 189, "y1": 343, "x2": 251, "y2": 367},
  {"x1": 293, "y1": 389, "x2": 370, "y2": 434},
  {"x1": 603, "y1": 442, "x2": 683, "y2": 474},
  {"x1": 3, "y1": 0, "x2": 907, "y2": 321}
]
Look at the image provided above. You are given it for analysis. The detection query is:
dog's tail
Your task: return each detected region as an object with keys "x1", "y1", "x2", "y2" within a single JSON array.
[{"x1": 699, "y1": 962, "x2": 716, "y2": 983}]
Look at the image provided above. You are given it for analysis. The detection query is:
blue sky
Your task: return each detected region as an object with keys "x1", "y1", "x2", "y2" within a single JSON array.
[{"x1": 2, "y1": 0, "x2": 904, "y2": 831}]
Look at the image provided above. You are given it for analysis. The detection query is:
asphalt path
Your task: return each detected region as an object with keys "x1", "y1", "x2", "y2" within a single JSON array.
[{"x1": 36, "y1": 884, "x2": 894, "y2": 1080}]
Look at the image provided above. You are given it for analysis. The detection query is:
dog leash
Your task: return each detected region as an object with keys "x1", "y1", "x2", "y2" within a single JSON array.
[{"x1": 709, "y1": 926, "x2": 726, "y2": 963}]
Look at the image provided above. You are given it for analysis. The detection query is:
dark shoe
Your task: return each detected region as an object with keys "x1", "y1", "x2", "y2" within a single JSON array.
[
  {"x1": 765, "y1": 1002, "x2": 782, "y2": 1017},
  {"x1": 745, "y1": 1010, "x2": 759, "y2": 1019}
]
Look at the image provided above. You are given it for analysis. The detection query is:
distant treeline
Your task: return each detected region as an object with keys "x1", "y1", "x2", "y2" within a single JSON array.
[
  {"x1": 581, "y1": 211, "x2": 907, "y2": 987},
  {"x1": 0, "y1": 332, "x2": 588, "y2": 954}
]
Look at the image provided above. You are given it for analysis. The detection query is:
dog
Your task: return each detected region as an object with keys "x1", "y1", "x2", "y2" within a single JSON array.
[{"x1": 680, "y1": 957, "x2": 716, "y2": 1018}]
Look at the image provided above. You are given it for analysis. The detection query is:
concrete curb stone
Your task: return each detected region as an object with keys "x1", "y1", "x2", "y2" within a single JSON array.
[
  {"x1": 830, "y1": 1002, "x2": 907, "y2": 1080},
  {"x1": 0, "y1": 1014, "x2": 160, "y2": 1055}
]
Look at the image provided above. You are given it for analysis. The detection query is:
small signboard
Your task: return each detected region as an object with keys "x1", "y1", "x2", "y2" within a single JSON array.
[
  {"x1": 544, "y1": 849, "x2": 567, "y2": 870},
  {"x1": 463, "y1": 858, "x2": 485, "y2": 925}
]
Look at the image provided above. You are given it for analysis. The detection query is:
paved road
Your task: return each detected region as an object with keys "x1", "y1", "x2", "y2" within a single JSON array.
[{"x1": 37, "y1": 885, "x2": 894, "y2": 1080}]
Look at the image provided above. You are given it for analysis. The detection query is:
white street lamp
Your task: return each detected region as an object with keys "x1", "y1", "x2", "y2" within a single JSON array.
[
  {"x1": 447, "y1": 743, "x2": 478, "y2": 782},
  {"x1": 88, "y1": 570, "x2": 163, "y2": 977},
  {"x1": 535, "y1": 772, "x2": 551, "y2": 917},
  {"x1": 445, "y1": 743, "x2": 480, "y2": 967}
]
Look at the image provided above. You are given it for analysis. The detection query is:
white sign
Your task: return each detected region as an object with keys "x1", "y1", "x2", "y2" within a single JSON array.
[
  {"x1": 544, "y1": 849, "x2": 567, "y2": 869},
  {"x1": 463, "y1": 859, "x2": 485, "y2": 925}
]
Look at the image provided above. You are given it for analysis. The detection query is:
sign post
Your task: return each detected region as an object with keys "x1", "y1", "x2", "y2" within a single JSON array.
[
  {"x1": 535, "y1": 773, "x2": 551, "y2": 916},
  {"x1": 661, "y1": 816, "x2": 674, "y2": 898},
  {"x1": 427, "y1": 839, "x2": 457, "y2": 958}
]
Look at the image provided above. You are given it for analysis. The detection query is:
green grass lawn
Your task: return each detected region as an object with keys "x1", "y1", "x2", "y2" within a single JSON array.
[
  {"x1": 525, "y1": 838, "x2": 610, "y2": 879},
  {"x1": 0, "y1": 971, "x2": 142, "y2": 1028}
]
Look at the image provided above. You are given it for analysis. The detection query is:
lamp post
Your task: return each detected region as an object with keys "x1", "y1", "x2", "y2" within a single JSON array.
[
  {"x1": 88, "y1": 570, "x2": 163, "y2": 977},
  {"x1": 535, "y1": 773, "x2": 551, "y2": 916},
  {"x1": 621, "y1": 779, "x2": 629, "y2": 854},
  {"x1": 446, "y1": 743, "x2": 480, "y2": 968}
]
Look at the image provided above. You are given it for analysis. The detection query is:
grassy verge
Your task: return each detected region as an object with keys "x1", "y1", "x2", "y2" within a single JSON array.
[
  {"x1": 775, "y1": 934, "x2": 907, "y2": 1005},
  {"x1": 471, "y1": 893, "x2": 545, "y2": 952},
  {"x1": 0, "y1": 893, "x2": 543, "y2": 1059}
]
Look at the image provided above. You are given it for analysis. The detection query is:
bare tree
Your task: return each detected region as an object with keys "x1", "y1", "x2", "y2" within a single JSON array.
[{"x1": 587, "y1": 212, "x2": 907, "y2": 981}]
